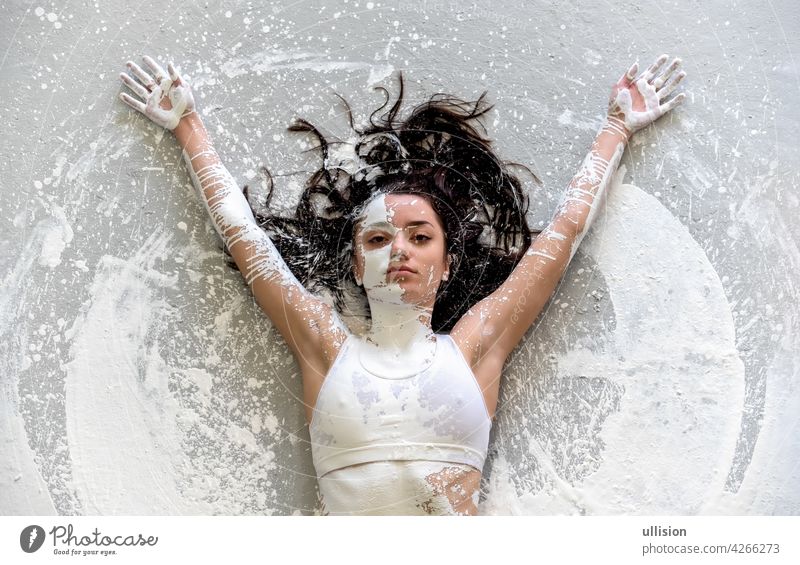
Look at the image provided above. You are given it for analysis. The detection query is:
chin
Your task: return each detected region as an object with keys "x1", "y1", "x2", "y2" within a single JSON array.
[{"x1": 402, "y1": 288, "x2": 438, "y2": 307}]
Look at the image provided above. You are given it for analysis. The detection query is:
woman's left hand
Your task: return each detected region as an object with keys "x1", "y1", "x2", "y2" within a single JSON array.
[{"x1": 608, "y1": 54, "x2": 686, "y2": 135}]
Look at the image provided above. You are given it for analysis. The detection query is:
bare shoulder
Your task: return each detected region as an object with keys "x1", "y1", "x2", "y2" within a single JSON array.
[
  {"x1": 448, "y1": 312, "x2": 482, "y2": 365},
  {"x1": 448, "y1": 315, "x2": 505, "y2": 421},
  {"x1": 449, "y1": 312, "x2": 507, "y2": 375},
  {"x1": 299, "y1": 316, "x2": 351, "y2": 426}
]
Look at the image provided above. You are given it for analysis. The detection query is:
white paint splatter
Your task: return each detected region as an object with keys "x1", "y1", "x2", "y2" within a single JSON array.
[{"x1": 37, "y1": 205, "x2": 73, "y2": 268}]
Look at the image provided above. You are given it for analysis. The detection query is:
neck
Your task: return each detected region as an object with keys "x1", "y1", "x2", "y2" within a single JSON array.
[
  {"x1": 364, "y1": 297, "x2": 436, "y2": 350},
  {"x1": 358, "y1": 296, "x2": 438, "y2": 379}
]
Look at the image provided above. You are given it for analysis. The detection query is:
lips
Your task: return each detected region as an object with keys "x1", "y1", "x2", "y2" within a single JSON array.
[{"x1": 387, "y1": 265, "x2": 416, "y2": 275}]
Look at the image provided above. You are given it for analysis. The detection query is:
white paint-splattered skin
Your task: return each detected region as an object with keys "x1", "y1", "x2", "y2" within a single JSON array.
[
  {"x1": 529, "y1": 55, "x2": 686, "y2": 265},
  {"x1": 117, "y1": 53, "x2": 686, "y2": 515},
  {"x1": 455, "y1": 54, "x2": 686, "y2": 373}
]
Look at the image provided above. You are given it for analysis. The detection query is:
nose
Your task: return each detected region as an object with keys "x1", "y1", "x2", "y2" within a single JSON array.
[{"x1": 389, "y1": 231, "x2": 410, "y2": 260}]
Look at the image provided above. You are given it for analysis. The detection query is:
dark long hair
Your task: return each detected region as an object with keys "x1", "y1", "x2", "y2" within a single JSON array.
[{"x1": 227, "y1": 72, "x2": 541, "y2": 333}]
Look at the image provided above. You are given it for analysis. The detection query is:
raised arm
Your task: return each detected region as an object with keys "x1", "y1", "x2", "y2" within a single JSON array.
[
  {"x1": 118, "y1": 55, "x2": 348, "y2": 372},
  {"x1": 451, "y1": 54, "x2": 686, "y2": 368}
]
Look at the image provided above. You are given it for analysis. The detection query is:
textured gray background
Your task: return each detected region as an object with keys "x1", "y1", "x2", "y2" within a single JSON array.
[{"x1": 1, "y1": 0, "x2": 798, "y2": 515}]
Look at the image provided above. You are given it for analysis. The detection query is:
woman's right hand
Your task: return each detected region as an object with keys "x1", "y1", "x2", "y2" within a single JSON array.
[{"x1": 118, "y1": 55, "x2": 196, "y2": 131}]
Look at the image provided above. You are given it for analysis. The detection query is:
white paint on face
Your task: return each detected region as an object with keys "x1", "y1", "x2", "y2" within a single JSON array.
[
  {"x1": 353, "y1": 193, "x2": 440, "y2": 378},
  {"x1": 358, "y1": 193, "x2": 405, "y2": 304},
  {"x1": 356, "y1": 193, "x2": 447, "y2": 304}
]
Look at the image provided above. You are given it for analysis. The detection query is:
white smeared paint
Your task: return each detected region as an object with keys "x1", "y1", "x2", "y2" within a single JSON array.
[
  {"x1": 4, "y1": 0, "x2": 795, "y2": 517},
  {"x1": 608, "y1": 55, "x2": 686, "y2": 134},
  {"x1": 62, "y1": 231, "x2": 204, "y2": 513},
  {"x1": 181, "y1": 146, "x2": 311, "y2": 294},
  {"x1": 213, "y1": 50, "x2": 394, "y2": 86},
  {"x1": 0, "y1": 223, "x2": 60, "y2": 514},
  {"x1": 37, "y1": 205, "x2": 73, "y2": 268},
  {"x1": 62, "y1": 229, "x2": 283, "y2": 514}
]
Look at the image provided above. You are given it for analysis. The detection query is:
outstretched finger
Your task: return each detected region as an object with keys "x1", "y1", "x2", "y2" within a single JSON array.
[
  {"x1": 143, "y1": 55, "x2": 167, "y2": 84},
  {"x1": 167, "y1": 62, "x2": 182, "y2": 86},
  {"x1": 119, "y1": 92, "x2": 147, "y2": 114},
  {"x1": 658, "y1": 92, "x2": 686, "y2": 115},
  {"x1": 658, "y1": 70, "x2": 686, "y2": 100},
  {"x1": 653, "y1": 57, "x2": 682, "y2": 89},
  {"x1": 126, "y1": 60, "x2": 156, "y2": 90},
  {"x1": 618, "y1": 61, "x2": 638, "y2": 85},
  {"x1": 119, "y1": 72, "x2": 149, "y2": 100},
  {"x1": 641, "y1": 53, "x2": 669, "y2": 82}
]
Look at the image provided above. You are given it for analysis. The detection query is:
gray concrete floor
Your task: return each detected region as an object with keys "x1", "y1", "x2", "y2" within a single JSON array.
[{"x1": 1, "y1": 0, "x2": 798, "y2": 515}]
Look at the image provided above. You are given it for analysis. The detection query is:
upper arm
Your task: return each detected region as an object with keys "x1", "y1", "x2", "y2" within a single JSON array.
[
  {"x1": 227, "y1": 224, "x2": 349, "y2": 373},
  {"x1": 452, "y1": 121, "x2": 627, "y2": 368},
  {"x1": 176, "y1": 128, "x2": 349, "y2": 370},
  {"x1": 451, "y1": 216, "x2": 578, "y2": 367}
]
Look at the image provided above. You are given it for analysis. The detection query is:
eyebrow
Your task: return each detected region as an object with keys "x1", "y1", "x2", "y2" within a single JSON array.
[{"x1": 362, "y1": 220, "x2": 434, "y2": 229}]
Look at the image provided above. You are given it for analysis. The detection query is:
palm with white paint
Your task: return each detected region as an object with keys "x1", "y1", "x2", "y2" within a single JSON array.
[
  {"x1": 609, "y1": 54, "x2": 686, "y2": 134},
  {"x1": 118, "y1": 55, "x2": 196, "y2": 131}
]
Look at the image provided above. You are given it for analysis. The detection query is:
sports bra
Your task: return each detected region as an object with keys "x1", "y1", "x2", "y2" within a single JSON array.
[{"x1": 309, "y1": 333, "x2": 492, "y2": 479}]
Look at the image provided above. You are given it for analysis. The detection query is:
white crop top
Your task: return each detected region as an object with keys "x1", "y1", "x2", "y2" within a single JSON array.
[{"x1": 309, "y1": 333, "x2": 492, "y2": 479}]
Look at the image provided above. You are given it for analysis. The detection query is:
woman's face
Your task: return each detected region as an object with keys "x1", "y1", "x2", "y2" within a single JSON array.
[{"x1": 352, "y1": 192, "x2": 450, "y2": 308}]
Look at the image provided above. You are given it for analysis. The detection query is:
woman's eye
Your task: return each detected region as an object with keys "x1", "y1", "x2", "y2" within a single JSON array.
[{"x1": 365, "y1": 233, "x2": 430, "y2": 244}]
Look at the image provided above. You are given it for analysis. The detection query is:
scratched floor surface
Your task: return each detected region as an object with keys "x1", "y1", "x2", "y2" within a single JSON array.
[{"x1": 1, "y1": 0, "x2": 798, "y2": 515}]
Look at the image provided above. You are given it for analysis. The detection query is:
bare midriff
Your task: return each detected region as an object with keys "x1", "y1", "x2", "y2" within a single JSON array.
[
  {"x1": 419, "y1": 463, "x2": 482, "y2": 515},
  {"x1": 317, "y1": 460, "x2": 483, "y2": 516}
]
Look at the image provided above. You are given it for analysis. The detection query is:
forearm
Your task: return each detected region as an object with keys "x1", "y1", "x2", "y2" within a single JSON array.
[
  {"x1": 540, "y1": 54, "x2": 686, "y2": 264},
  {"x1": 173, "y1": 114, "x2": 299, "y2": 288},
  {"x1": 174, "y1": 112, "x2": 257, "y2": 236},
  {"x1": 547, "y1": 117, "x2": 629, "y2": 262},
  {"x1": 465, "y1": 55, "x2": 686, "y2": 357},
  {"x1": 483, "y1": 119, "x2": 628, "y2": 343}
]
